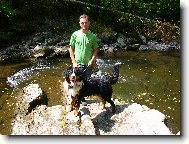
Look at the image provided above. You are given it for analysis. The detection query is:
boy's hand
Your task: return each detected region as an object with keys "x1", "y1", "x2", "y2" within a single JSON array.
[
  {"x1": 88, "y1": 60, "x2": 93, "y2": 66},
  {"x1": 73, "y1": 62, "x2": 78, "y2": 68}
]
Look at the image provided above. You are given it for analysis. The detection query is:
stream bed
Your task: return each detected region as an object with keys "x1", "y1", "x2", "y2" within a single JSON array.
[{"x1": 0, "y1": 50, "x2": 180, "y2": 135}]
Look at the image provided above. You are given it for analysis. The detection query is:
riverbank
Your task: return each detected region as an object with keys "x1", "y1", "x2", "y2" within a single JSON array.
[{"x1": 0, "y1": 15, "x2": 180, "y2": 63}]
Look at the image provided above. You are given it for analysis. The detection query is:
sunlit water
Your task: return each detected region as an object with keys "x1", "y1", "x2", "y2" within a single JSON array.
[{"x1": 0, "y1": 50, "x2": 180, "y2": 134}]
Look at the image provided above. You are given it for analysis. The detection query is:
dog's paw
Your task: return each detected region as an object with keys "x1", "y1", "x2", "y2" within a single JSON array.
[
  {"x1": 74, "y1": 110, "x2": 79, "y2": 116},
  {"x1": 66, "y1": 105, "x2": 73, "y2": 112},
  {"x1": 112, "y1": 106, "x2": 116, "y2": 114}
]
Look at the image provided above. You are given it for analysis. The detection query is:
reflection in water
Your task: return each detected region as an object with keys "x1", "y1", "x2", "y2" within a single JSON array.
[{"x1": 0, "y1": 51, "x2": 180, "y2": 134}]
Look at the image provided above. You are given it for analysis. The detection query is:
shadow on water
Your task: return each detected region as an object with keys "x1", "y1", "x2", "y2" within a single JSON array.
[{"x1": 0, "y1": 50, "x2": 180, "y2": 135}]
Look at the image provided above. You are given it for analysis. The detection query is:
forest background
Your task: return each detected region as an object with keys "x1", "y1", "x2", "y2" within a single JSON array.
[{"x1": 0, "y1": 0, "x2": 180, "y2": 49}]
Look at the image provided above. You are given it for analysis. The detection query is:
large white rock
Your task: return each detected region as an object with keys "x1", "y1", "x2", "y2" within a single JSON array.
[
  {"x1": 22, "y1": 84, "x2": 43, "y2": 103},
  {"x1": 11, "y1": 83, "x2": 174, "y2": 135}
]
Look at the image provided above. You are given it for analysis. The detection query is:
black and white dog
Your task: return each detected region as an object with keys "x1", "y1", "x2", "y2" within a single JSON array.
[{"x1": 63, "y1": 63, "x2": 120, "y2": 116}]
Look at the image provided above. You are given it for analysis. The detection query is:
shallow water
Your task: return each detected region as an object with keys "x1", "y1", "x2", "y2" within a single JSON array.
[
  {"x1": 111, "y1": 51, "x2": 180, "y2": 134},
  {"x1": 0, "y1": 50, "x2": 180, "y2": 134}
]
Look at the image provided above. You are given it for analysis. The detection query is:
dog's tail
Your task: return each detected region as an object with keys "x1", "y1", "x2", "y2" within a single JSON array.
[{"x1": 105, "y1": 62, "x2": 120, "y2": 85}]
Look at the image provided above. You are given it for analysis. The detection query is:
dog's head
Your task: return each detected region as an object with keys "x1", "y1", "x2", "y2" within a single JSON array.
[{"x1": 64, "y1": 66, "x2": 84, "y2": 87}]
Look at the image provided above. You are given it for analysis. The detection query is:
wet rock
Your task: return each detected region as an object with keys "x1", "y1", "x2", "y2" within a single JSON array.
[
  {"x1": 0, "y1": 28, "x2": 180, "y2": 62},
  {"x1": 0, "y1": 45, "x2": 30, "y2": 62},
  {"x1": 127, "y1": 44, "x2": 140, "y2": 51},
  {"x1": 102, "y1": 45, "x2": 116, "y2": 56},
  {"x1": 139, "y1": 40, "x2": 180, "y2": 51},
  {"x1": 48, "y1": 46, "x2": 69, "y2": 58},
  {"x1": 32, "y1": 44, "x2": 69, "y2": 59},
  {"x1": 33, "y1": 45, "x2": 45, "y2": 58},
  {"x1": 117, "y1": 36, "x2": 126, "y2": 48}
]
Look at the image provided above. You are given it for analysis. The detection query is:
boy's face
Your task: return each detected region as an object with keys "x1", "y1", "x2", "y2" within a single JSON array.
[{"x1": 79, "y1": 18, "x2": 90, "y2": 31}]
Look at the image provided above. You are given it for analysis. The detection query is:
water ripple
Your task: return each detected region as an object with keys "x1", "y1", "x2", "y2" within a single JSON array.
[{"x1": 6, "y1": 60, "x2": 51, "y2": 88}]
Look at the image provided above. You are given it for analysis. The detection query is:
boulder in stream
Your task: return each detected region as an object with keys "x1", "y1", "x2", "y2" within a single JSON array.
[{"x1": 11, "y1": 83, "x2": 173, "y2": 135}]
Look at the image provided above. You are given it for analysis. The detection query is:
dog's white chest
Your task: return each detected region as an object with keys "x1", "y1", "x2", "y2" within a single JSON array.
[
  {"x1": 67, "y1": 81, "x2": 83, "y2": 97},
  {"x1": 69, "y1": 81, "x2": 83, "y2": 97}
]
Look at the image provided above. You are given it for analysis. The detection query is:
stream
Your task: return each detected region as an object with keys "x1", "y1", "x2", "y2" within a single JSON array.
[{"x1": 0, "y1": 50, "x2": 180, "y2": 135}]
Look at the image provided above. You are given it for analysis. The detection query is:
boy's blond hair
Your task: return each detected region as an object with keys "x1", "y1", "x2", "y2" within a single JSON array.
[{"x1": 79, "y1": 14, "x2": 89, "y2": 21}]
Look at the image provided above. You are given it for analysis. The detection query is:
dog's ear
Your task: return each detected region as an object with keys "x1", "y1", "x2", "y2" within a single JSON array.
[
  {"x1": 75, "y1": 67, "x2": 84, "y2": 76},
  {"x1": 64, "y1": 67, "x2": 71, "y2": 84},
  {"x1": 64, "y1": 67, "x2": 71, "y2": 77}
]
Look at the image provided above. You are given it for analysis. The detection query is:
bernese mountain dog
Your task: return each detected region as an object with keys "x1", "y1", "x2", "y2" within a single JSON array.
[{"x1": 63, "y1": 63, "x2": 120, "y2": 116}]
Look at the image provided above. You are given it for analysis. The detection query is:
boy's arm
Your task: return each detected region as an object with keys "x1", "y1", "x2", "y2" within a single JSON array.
[
  {"x1": 68, "y1": 46, "x2": 77, "y2": 67},
  {"x1": 88, "y1": 48, "x2": 99, "y2": 66}
]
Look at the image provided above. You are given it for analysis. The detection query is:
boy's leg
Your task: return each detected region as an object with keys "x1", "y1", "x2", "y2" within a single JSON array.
[
  {"x1": 84, "y1": 65, "x2": 92, "y2": 78},
  {"x1": 81, "y1": 65, "x2": 92, "y2": 106}
]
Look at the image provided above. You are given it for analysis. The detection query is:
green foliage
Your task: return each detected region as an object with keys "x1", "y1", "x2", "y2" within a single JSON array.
[
  {"x1": 0, "y1": 0, "x2": 17, "y2": 21},
  {"x1": 138, "y1": 0, "x2": 180, "y2": 21},
  {"x1": 0, "y1": 0, "x2": 180, "y2": 23},
  {"x1": 0, "y1": 0, "x2": 180, "y2": 48},
  {"x1": 98, "y1": 0, "x2": 179, "y2": 21}
]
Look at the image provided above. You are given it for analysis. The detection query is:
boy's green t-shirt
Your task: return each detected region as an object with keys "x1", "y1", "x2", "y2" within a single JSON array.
[{"x1": 69, "y1": 30, "x2": 99, "y2": 65}]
